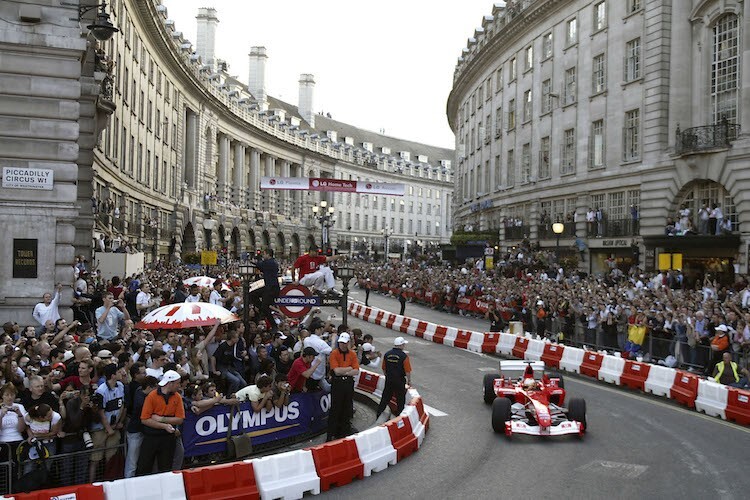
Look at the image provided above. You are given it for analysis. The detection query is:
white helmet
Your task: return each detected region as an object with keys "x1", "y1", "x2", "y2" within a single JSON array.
[{"x1": 523, "y1": 378, "x2": 537, "y2": 390}]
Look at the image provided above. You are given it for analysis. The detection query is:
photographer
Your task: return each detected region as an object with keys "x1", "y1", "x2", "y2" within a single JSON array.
[
  {"x1": 58, "y1": 386, "x2": 96, "y2": 485},
  {"x1": 95, "y1": 292, "x2": 130, "y2": 343},
  {"x1": 272, "y1": 374, "x2": 291, "y2": 408},
  {"x1": 0, "y1": 383, "x2": 26, "y2": 480}
]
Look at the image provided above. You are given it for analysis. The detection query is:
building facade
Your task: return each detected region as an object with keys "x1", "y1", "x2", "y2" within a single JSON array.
[
  {"x1": 0, "y1": 0, "x2": 453, "y2": 322},
  {"x1": 447, "y1": 0, "x2": 750, "y2": 280}
]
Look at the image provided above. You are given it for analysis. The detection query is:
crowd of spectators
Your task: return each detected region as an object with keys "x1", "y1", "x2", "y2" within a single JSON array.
[
  {"x1": 0, "y1": 260, "x2": 373, "y2": 492},
  {"x1": 354, "y1": 248, "x2": 750, "y2": 386}
]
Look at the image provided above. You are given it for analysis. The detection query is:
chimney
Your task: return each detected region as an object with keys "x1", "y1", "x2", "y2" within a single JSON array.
[
  {"x1": 195, "y1": 8, "x2": 219, "y2": 70},
  {"x1": 298, "y1": 74, "x2": 315, "y2": 128},
  {"x1": 248, "y1": 46, "x2": 268, "y2": 109}
]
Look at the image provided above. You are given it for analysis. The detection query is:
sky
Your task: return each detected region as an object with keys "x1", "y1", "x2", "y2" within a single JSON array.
[{"x1": 162, "y1": 0, "x2": 500, "y2": 149}]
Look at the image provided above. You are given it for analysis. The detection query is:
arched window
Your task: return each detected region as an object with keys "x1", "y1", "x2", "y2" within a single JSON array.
[
  {"x1": 711, "y1": 14, "x2": 740, "y2": 124},
  {"x1": 677, "y1": 180, "x2": 736, "y2": 233}
]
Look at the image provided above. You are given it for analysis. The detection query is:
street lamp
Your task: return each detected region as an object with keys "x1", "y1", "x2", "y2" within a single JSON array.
[
  {"x1": 552, "y1": 222, "x2": 565, "y2": 261},
  {"x1": 62, "y1": 1, "x2": 120, "y2": 41},
  {"x1": 311, "y1": 200, "x2": 335, "y2": 249},
  {"x1": 381, "y1": 227, "x2": 393, "y2": 261},
  {"x1": 239, "y1": 261, "x2": 256, "y2": 336},
  {"x1": 337, "y1": 265, "x2": 355, "y2": 329}
]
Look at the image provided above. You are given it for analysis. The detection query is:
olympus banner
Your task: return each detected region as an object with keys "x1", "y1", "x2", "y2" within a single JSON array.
[
  {"x1": 260, "y1": 176, "x2": 405, "y2": 196},
  {"x1": 182, "y1": 391, "x2": 330, "y2": 457}
]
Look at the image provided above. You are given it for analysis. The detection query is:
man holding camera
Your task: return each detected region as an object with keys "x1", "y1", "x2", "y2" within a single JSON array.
[{"x1": 96, "y1": 292, "x2": 130, "y2": 342}]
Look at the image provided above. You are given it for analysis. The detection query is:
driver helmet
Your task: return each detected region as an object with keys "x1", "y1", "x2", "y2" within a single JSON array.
[{"x1": 523, "y1": 378, "x2": 537, "y2": 390}]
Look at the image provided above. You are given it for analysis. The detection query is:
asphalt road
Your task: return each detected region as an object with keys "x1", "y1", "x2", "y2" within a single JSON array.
[{"x1": 318, "y1": 286, "x2": 750, "y2": 500}]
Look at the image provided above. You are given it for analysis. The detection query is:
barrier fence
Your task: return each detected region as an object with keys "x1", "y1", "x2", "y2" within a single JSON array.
[{"x1": 2, "y1": 370, "x2": 430, "y2": 500}]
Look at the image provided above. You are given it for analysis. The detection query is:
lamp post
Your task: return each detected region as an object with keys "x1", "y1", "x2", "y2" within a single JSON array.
[
  {"x1": 552, "y1": 222, "x2": 565, "y2": 261},
  {"x1": 337, "y1": 265, "x2": 355, "y2": 329},
  {"x1": 62, "y1": 0, "x2": 120, "y2": 41},
  {"x1": 311, "y1": 200, "x2": 335, "y2": 249},
  {"x1": 238, "y1": 261, "x2": 255, "y2": 336},
  {"x1": 381, "y1": 227, "x2": 393, "y2": 262}
]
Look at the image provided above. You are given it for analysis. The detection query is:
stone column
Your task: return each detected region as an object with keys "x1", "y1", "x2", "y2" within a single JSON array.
[
  {"x1": 217, "y1": 134, "x2": 230, "y2": 200},
  {"x1": 264, "y1": 154, "x2": 275, "y2": 212},
  {"x1": 185, "y1": 111, "x2": 197, "y2": 188},
  {"x1": 280, "y1": 159, "x2": 291, "y2": 214},
  {"x1": 742, "y1": 0, "x2": 750, "y2": 137},
  {"x1": 248, "y1": 148, "x2": 260, "y2": 211},
  {"x1": 233, "y1": 142, "x2": 245, "y2": 206}
]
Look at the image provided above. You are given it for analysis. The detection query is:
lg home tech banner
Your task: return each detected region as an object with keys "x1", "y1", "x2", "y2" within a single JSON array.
[
  {"x1": 260, "y1": 176, "x2": 405, "y2": 196},
  {"x1": 182, "y1": 391, "x2": 330, "y2": 457}
]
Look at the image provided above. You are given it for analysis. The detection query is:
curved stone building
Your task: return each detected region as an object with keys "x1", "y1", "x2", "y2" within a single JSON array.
[
  {"x1": 0, "y1": 0, "x2": 453, "y2": 322},
  {"x1": 447, "y1": 0, "x2": 749, "y2": 280}
]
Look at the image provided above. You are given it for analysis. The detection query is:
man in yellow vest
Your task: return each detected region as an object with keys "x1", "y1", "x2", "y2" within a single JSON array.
[{"x1": 712, "y1": 352, "x2": 747, "y2": 387}]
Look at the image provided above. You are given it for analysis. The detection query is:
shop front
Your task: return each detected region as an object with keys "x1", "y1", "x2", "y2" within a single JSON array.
[
  {"x1": 643, "y1": 235, "x2": 740, "y2": 287},
  {"x1": 588, "y1": 238, "x2": 640, "y2": 276}
]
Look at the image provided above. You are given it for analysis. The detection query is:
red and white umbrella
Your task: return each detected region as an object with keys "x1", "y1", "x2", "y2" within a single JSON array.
[
  {"x1": 135, "y1": 302, "x2": 239, "y2": 330},
  {"x1": 183, "y1": 276, "x2": 231, "y2": 291}
]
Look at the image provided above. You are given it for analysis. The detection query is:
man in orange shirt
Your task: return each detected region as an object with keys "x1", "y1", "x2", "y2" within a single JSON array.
[
  {"x1": 327, "y1": 332, "x2": 359, "y2": 441},
  {"x1": 136, "y1": 370, "x2": 185, "y2": 475}
]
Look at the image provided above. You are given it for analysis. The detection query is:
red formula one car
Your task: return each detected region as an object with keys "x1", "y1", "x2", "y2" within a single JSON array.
[{"x1": 483, "y1": 361, "x2": 586, "y2": 438}]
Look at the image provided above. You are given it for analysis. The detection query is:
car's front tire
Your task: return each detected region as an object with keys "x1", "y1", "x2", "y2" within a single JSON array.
[
  {"x1": 491, "y1": 397, "x2": 512, "y2": 433},
  {"x1": 483, "y1": 373, "x2": 500, "y2": 405},
  {"x1": 568, "y1": 397, "x2": 587, "y2": 432}
]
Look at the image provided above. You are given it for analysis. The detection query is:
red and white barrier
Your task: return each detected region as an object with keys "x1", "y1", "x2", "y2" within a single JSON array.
[{"x1": 695, "y1": 379, "x2": 729, "y2": 419}]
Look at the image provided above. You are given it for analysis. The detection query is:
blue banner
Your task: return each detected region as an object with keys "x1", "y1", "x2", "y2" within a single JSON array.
[{"x1": 182, "y1": 391, "x2": 330, "y2": 457}]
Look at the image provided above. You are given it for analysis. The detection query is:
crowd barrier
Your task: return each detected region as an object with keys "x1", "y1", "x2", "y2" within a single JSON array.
[
  {"x1": 2, "y1": 369, "x2": 429, "y2": 500},
  {"x1": 347, "y1": 302, "x2": 750, "y2": 432}
]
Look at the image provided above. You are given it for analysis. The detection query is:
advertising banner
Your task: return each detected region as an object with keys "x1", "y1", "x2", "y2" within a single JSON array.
[
  {"x1": 182, "y1": 391, "x2": 330, "y2": 457},
  {"x1": 260, "y1": 177, "x2": 404, "y2": 196}
]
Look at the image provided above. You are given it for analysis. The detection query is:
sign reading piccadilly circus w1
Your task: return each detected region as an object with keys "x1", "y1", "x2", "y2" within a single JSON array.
[{"x1": 261, "y1": 176, "x2": 405, "y2": 196}]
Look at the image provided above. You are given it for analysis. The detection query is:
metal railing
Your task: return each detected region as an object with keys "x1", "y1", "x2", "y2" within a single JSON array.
[
  {"x1": 586, "y1": 218, "x2": 639, "y2": 238},
  {"x1": 504, "y1": 226, "x2": 529, "y2": 240},
  {"x1": 675, "y1": 119, "x2": 740, "y2": 155},
  {"x1": 537, "y1": 222, "x2": 576, "y2": 239}
]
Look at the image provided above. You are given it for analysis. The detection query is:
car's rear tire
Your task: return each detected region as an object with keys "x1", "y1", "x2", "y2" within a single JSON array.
[
  {"x1": 491, "y1": 397, "x2": 512, "y2": 433},
  {"x1": 568, "y1": 397, "x2": 587, "y2": 431},
  {"x1": 483, "y1": 373, "x2": 500, "y2": 405},
  {"x1": 554, "y1": 374, "x2": 565, "y2": 389}
]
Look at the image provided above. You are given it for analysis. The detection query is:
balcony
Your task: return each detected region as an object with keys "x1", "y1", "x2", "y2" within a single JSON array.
[
  {"x1": 675, "y1": 119, "x2": 740, "y2": 156},
  {"x1": 504, "y1": 225, "x2": 529, "y2": 240},
  {"x1": 586, "y1": 218, "x2": 639, "y2": 238}
]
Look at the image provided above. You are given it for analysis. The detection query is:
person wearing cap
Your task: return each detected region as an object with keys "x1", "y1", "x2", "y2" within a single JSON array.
[
  {"x1": 90, "y1": 363, "x2": 125, "y2": 481},
  {"x1": 137, "y1": 370, "x2": 184, "y2": 475},
  {"x1": 327, "y1": 332, "x2": 360, "y2": 441},
  {"x1": 359, "y1": 343, "x2": 382, "y2": 371},
  {"x1": 288, "y1": 347, "x2": 322, "y2": 393},
  {"x1": 376, "y1": 337, "x2": 412, "y2": 421},
  {"x1": 709, "y1": 324, "x2": 731, "y2": 372},
  {"x1": 303, "y1": 319, "x2": 332, "y2": 393}
]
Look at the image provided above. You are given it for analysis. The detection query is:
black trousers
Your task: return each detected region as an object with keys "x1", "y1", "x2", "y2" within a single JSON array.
[
  {"x1": 399, "y1": 300, "x2": 406, "y2": 315},
  {"x1": 260, "y1": 287, "x2": 280, "y2": 329},
  {"x1": 376, "y1": 379, "x2": 406, "y2": 418},
  {"x1": 327, "y1": 376, "x2": 354, "y2": 440},
  {"x1": 365, "y1": 288, "x2": 370, "y2": 306},
  {"x1": 136, "y1": 433, "x2": 176, "y2": 475}
]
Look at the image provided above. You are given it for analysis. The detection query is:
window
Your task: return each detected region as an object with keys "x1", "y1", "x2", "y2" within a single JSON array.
[
  {"x1": 409, "y1": 201, "x2": 414, "y2": 213},
  {"x1": 506, "y1": 149, "x2": 515, "y2": 187},
  {"x1": 495, "y1": 68, "x2": 503, "y2": 90},
  {"x1": 566, "y1": 18, "x2": 577, "y2": 46},
  {"x1": 145, "y1": 149, "x2": 151, "y2": 186},
  {"x1": 564, "y1": 67, "x2": 577, "y2": 105},
  {"x1": 485, "y1": 114, "x2": 491, "y2": 142},
  {"x1": 495, "y1": 107, "x2": 503, "y2": 136},
  {"x1": 592, "y1": 54, "x2": 606, "y2": 94},
  {"x1": 147, "y1": 100, "x2": 153, "y2": 129},
  {"x1": 561, "y1": 129, "x2": 575, "y2": 174},
  {"x1": 623, "y1": 109, "x2": 640, "y2": 161},
  {"x1": 524, "y1": 46, "x2": 533, "y2": 71},
  {"x1": 162, "y1": 160, "x2": 167, "y2": 193},
  {"x1": 509, "y1": 57, "x2": 516, "y2": 81},
  {"x1": 539, "y1": 136, "x2": 551, "y2": 179},
  {"x1": 128, "y1": 136, "x2": 134, "y2": 174},
  {"x1": 608, "y1": 192, "x2": 625, "y2": 220},
  {"x1": 590, "y1": 119, "x2": 605, "y2": 169},
  {"x1": 507, "y1": 99, "x2": 516, "y2": 130},
  {"x1": 542, "y1": 32, "x2": 553, "y2": 59},
  {"x1": 712, "y1": 14, "x2": 740, "y2": 124},
  {"x1": 478, "y1": 84, "x2": 484, "y2": 104},
  {"x1": 155, "y1": 110, "x2": 161, "y2": 138},
  {"x1": 541, "y1": 79, "x2": 552, "y2": 114},
  {"x1": 484, "y1": 160, "x2": 490, "y2": 190},
  {"x1": 523, "y1": 90, "x2": 532, "y2": 122},
  {"x1": 521, "y1": 143, "x2": 531, "y2": 183},
  {"x1": 139, "y1": 91, "x2": 144, "y2": 118},
  {"x1": 485, "y1": 77, "x2": 492, "y2": 100},
  {"x1": 594, "y1": 2, "x2": 606, "y2": 31},
  {"x1": 123, "y1": 68, "x2": 129, "y2": 103},
  {"x1": 624, "y1": 38, "x2": 641, "y2": 81},
  {"x1": 137, "y1": 142, "x2": 143, "y2": 181},
  {"x1": 628, "y1": 0, "x2": 641, "y2": 13}
]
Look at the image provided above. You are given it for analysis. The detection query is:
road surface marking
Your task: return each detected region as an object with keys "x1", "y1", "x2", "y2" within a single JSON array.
[
  {"x1": 423, "y1": 404, "x2": 448, "y2": 417},
  {"x1": 478, "y1": 367, "x2": 498, "y2": 372},
  {"x1": 578, "y1": 461, "x2": 648, "y2": 479}
]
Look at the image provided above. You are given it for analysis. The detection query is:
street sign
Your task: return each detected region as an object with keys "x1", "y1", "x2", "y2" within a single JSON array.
[
  {"x1": 274, "y1": 284, "x2": 341, "y2": 318},
  {"x1": 200, "y1": 251, "x2": 217, "y2": 265},
  {"x1": 484, "y1": 247, "x2": 494, "y2": 256}
]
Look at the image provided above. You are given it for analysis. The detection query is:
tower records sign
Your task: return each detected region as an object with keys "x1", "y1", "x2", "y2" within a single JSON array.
[{"x1": 13, "y1": 239, "x2": 38, "y2": 278}]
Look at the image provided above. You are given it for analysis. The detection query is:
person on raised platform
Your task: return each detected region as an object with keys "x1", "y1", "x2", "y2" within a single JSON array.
[{"x1": 293, "y1": 246, "x2": 345, "y2": 296}]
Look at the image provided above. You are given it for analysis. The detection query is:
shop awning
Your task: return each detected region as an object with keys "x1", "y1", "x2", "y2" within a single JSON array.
[{"x1": 643, "y1": 234, "x2": 740, "y2": 250}]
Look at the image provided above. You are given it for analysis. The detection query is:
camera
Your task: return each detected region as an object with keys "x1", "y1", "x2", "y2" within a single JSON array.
[{"x1": 82, "y1": 431, "x2": 93, "y2": 449}]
